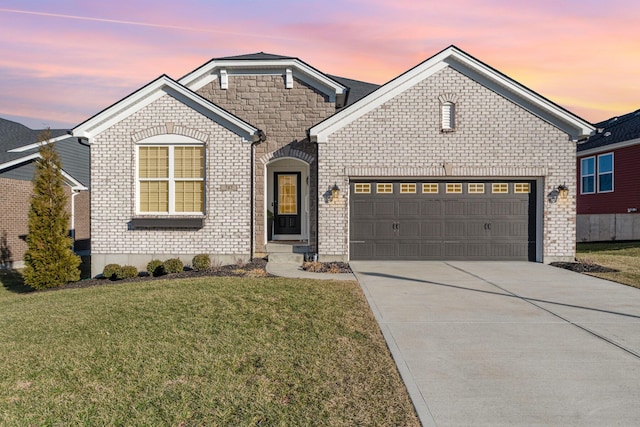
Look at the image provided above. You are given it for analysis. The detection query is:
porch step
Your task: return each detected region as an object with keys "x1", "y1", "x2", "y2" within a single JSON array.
[
  {"x1": 268, "y1": 252, "x2": 305, "y2": 264},
  {"x1": 266, "y1": 242, "x2": 310, "y2": 264},
  {"x1": 265, "y1": 242, "x2": 309, "y2": 254}
]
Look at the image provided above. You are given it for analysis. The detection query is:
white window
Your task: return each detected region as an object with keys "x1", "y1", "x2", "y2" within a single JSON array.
[
  {"x1": 441, "y1": 102, "x2": 455, "y2": 131},
  {"x1": 492, "y1": 183, "x2": 509, "y2": 194},
  {"x1": 354, "y1": 183, "x2": 371, "y2": 194},
  {"x1": 580, "y1": 156, "x2": 595, "y2": 194},
  {"x1": 597, "y1": 153, "x2": 614, "y2": 193},
  {"x1": 137, "y1": 143, "x2": 204, "y2": 214},
  {"x1": 422, "y1": 183, "x2": 439, "y2": 194},
  {"x1": 377, "y1": 183, "x2": 393, "y2": 194},
  {"x1": 400, "y1": 183, "x2": 417, "y2": 194},
  {"x1": 468, "y1": 183, "x2": 485, "y2": 194},
  {"x1": 446, "y1": 183, "x2": 462, "y2": 193}
]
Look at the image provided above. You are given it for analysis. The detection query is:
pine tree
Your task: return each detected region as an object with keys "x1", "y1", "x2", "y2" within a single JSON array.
[{"x1": 23, "y1": 130, "x2": 80, "y2": 289}]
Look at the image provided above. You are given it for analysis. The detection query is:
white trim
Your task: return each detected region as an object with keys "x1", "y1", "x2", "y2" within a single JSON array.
[
  {"x1": 220, "y1": 69, "x2": 228, "y2": 89},
  {"x1": 179, "y1": 58, "x2": 347, "y2": 103},
  {"x1": 135, "y1": 142, "x2": 206, "y2": 216},
  {"x1": 285, "y1": 68, "x2": 293, "y2": 89},
  {"x1": 8, "y1": 134, "x2": 73, "y2": 153},
  {"x1": 310, "y1": 46, "x2": 594, "y2": 142},
  {"x1": 0, "y1": 152, "x2": 87, "y2": 190},
  {"x1": 577, "y1": 136, "x2": 640, "y2": 156},
  {"x1": 72, "y1": 75, "x2": 259, "y2": 141},
  {"x1": 580, "y1": 156, "x2": 595, "y2": 195},
  {"x1": 597, "y1": 152, "x2": 614, "y2": 193},
  {"x1": 0, "y1": 152, "x2": 40, "y2": 171}
]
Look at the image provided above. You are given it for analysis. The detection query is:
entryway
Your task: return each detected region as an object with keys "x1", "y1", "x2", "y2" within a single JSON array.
[{"x1": 266, "y1": 158, "x2": 309, "y2": 242}]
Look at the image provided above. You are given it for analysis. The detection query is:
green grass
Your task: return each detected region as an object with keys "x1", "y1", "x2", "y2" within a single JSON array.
[
  {"x1": 577, "y1": 241, "x2": 640, "y2": 289},
  {"x1": 0, "y1": 273, "x2": 419, "y2": 426}
]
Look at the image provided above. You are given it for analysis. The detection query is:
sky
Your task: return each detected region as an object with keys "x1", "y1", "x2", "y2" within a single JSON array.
[{"x1": 1, "y1": 0, "x2": 639, "y2": 130}]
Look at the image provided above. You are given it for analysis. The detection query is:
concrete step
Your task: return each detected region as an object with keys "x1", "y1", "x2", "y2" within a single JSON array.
[
  {"x1": 265, "y1": 242, "x2": 310, "y2": 254},
  {"x1": 268, "y1": 252, "x2": 304, "y2": 264}
]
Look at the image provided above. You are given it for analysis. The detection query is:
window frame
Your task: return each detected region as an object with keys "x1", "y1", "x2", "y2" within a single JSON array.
[
  {"x1": 580, "y1": 156, "x2": 595, "y2": 195},
  {"x1": 135, "y1": 136, "x2": 206, "y2": 216},
  {"x1": 597, "y1": 152, "x2": 614, "y2": 193}
]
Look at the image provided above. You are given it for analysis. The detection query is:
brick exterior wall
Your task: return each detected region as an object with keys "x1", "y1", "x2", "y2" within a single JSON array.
[
  {"x1": 196, "y1": 75, "x2": 337, "y2": 252},
  {"x1": 90, "y1": 94, "x2": 253, "y2": 276},
  {"x1": 0, "y1": 177, "x2": 88, "y2": 268},
  {"x1": 318, "y1": 67, "x2": 576, "y2": 263}
]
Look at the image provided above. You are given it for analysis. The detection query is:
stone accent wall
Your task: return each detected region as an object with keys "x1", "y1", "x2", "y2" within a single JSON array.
[
  {"x1": 319, "y1": 66, "x2": 576, "y2": 262},
  {"x1": 0, "y1": 177, "x2": 84, "y2": 268},
  {"x1": 90, "y1": 94, "x2": 253, "y2": 276},
  {"x1": 197, "y1": 75, "x2": 337, "y2": 251}
]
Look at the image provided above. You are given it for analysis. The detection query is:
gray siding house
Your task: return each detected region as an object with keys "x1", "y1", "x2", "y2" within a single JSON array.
[{"x1": 73, "y1": 46, "x2": 594, "y2": 276}]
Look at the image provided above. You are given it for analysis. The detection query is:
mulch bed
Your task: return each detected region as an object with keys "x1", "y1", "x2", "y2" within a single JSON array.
[
  {"x1": 550, "y1": 261, "x2": 618, "y2": 273},
  {"x1": 301, "y1": 261, "x2": 353, "y2": 274},
  {"x1": 45, "y1": 258, "x2": 273, "y2": 291}
]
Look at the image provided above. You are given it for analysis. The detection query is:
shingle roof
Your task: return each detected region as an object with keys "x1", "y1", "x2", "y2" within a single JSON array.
[
  {"x1": 328, "y1": 75, "x2": 380, "y2": 106},
  {"x1": 0, "y1": 117, "x2": 90, "y2": 187},
  {"x1": 214, "y1": 52, "x2": 296, "y2": 61},
  {"x1": 577, "y1": 108, "x2": 640, "y2": 152}
]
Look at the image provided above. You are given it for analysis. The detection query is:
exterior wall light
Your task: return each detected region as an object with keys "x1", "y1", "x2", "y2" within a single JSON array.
[
  {"x1": 557, "y1": 184, "x2": 569, "y2": 200},
  {"x1": 331, "y1": 183, "x2": 340, "y2": 201}
]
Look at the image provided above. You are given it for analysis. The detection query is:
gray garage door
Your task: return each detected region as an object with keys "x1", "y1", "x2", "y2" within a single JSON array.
[{"x1": 350, "y1": 180, "x2": 536, "y2": 261}]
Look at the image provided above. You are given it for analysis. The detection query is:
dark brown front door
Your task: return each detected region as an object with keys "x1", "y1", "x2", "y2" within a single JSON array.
[{"x1": 273, "y1": 172, "x2": 301, "y2": 235}]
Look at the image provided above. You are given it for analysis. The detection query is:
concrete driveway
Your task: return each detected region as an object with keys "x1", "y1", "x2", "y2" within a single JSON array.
[{"x1": 350, "y1": 261, "x2": 640, "y2": 426}]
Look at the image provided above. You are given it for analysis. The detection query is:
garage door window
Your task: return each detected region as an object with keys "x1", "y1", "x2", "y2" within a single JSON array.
[
  {"x1": 400, "y1": 183, "x2": 417, "y2": 193},
  {"x1": 446, "y1": 183, "x2": 462, "y2": 193},
  {"x1": 492, "y1": 183, "x2": 508, "y2": 193},
  {"x1": 354, "y1": 183, "x2": 371, "y2": 194},
  {"x1": 514, "y1": 183, "x2": 530, "y2": 193},
  {"x1": 377, "y1": 183, "x2": 393, "y2": 193},
  {"x1": 422, "y1": 183, "x2": 439, "y2": 194},
  {"x1": 468, "y1": 183, "x2": 485, "y2": 193}
]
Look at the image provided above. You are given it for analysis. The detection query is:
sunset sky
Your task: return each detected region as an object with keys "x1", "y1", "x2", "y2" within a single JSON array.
[{"x1": 1, "y1": 0, "x2": 639, "y2": 130}]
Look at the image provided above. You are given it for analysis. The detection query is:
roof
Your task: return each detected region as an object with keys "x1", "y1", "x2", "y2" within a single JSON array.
[
  {"x1": 214, "y1": 52, "x2": 296, "y2": 61},
  {"x1": 577, "y1": 108, "x2": 640, "y2": 153},
  {"x1": 310, "y1": 45, "x2": 595, "y2": 143},
  {"x1": 328, "y1": 75, "x2": 380, "y2": 106},
  {"x1": 73, "y1": 75, "x2": 260, "y2": 142},
  {"x1": 0, "y1": 118, "x2": 90, "y2": 188}
]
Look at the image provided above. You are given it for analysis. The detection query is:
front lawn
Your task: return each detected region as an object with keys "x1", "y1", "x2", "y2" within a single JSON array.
[
  {"x1": 0, "y1": 274, "x2": 419, "y2": 426},
  {"x1": 576, "y1": 241, "x2": 640, "y2": 289}
]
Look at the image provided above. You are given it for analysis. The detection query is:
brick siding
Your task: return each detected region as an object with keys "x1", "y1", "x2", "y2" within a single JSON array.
[
  {"x1": 318, "y1": 66, "x2": 576, "y2": 262},
  {"x1": 0, "y1": 177, "x2": 88, "y2": 268}
]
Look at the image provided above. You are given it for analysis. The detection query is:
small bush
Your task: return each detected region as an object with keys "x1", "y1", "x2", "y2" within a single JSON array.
[
  {"x1": 302, "y1": 261, "x2": 323, "y2": 273},
  {"x1": 192, "y1": 254, "x2": 211, "y2": 271},
  {"x1": 117, "y1": 265, "x2": 138, "y2": 280},
  {"x1": 102, "y1": 264, "x2": 122, "y2": 280},
  {"x1": 147, "y1": 259, "x2": 165, "y2": 277},
  {"x1": 163, "y1": 258, "x2": 184, "y2": 274}
]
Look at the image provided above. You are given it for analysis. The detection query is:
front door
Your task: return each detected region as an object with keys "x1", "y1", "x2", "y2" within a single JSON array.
[{"x1": 273, "y1": 172, "x2": 301, "y2": 235}]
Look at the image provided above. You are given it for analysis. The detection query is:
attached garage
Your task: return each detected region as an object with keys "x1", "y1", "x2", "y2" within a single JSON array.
[{"x1": 350, "y1": 180, "x2": 538, "y2": 261}]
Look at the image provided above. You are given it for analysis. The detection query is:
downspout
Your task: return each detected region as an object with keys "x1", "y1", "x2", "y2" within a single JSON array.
[
  {"x1": 71, "y1": 189, "x2": 78, "y2": 253},
  {"x1": 249, "y1": 130, "x2": 266, "y2": 260}
]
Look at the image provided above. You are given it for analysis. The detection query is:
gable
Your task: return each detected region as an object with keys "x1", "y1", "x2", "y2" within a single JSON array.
[
  {"x1": 310, "y1": 46, "x2": 594, "y2": 143},
  {"x1": 179, "y1": 54, "x2": 348, "y2": 106},
  {"x1": 73, "y1": 75, "x2": 260, "y2": 143}
]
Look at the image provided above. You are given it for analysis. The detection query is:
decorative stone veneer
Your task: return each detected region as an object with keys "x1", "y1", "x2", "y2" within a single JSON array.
[
  {"x1": 196, "y1": 75, "x2": 336, "y2": 252},
  {"x1": 318, "y1": 66, "x2": 576, "y2": 263},
  {"x1": 90, "y1": 94, "x2": 253, "y2": 276}
]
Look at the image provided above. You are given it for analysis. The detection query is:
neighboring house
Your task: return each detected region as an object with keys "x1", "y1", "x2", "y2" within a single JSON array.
[
  {"x1": 73, "y1": 46, "x2": 593, "y2": 277},
  {"x1": 576, "y1": 109, "x2": 640, "y2": 241},
  {"x1": 0, "y1": 118, "x2": 90, "y2": 269}
]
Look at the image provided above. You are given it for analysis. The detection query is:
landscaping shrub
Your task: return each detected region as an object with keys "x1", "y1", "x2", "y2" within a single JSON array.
[
  {"x1": 23, "y1": 131, "x2": 81, "y2": 289},
  {"x1": 192, "y1": 254, "x2": 211, "y2": 271},
  {"x1": 147, "y1": 259, "x2": 165, "y2": 277},
  {"x1": 102, "y1": 264, "x2": 122, "y2": 280},
  {"x1": 302, "y1": 261, "x2": 324, "y2": 273},
  {"x1": 117, "y1": 265, "x2": 138, "y2": 280},
  {"x1": 163, "y1": 258, "x2": 184, "y2": 274}
]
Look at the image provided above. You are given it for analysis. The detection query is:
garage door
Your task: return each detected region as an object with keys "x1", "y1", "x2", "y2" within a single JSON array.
[{"x1": 350, "y1": 180, "x2": 536, "y2": 261}]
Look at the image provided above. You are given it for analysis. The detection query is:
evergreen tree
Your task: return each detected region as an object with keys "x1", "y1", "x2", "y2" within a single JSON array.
[{"x1": 23, "y1": 130, "x2": 80, "y2": 289}]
